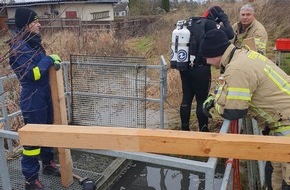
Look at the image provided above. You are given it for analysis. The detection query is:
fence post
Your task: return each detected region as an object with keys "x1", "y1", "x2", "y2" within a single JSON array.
[
  {"x1": 62, "y1": 62, "x2": 72, "y2": 124},
  {"x1": 0, "y1": 137, "x2": 12, "y2": 190},
  {"x1": 0, "y1": 80, "x2": 13, "y2": 153},
  {"x1": 160, "y1": 56, "x2": 167, "y2": 129},
  {"x1": 244, "y1": 117, "x2": 263, "y2": 189}
]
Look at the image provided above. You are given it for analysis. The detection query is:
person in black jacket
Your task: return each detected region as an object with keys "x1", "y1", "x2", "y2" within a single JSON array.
[{"x1": 179, "y1": 6, "x2": 234, "y2": 132}]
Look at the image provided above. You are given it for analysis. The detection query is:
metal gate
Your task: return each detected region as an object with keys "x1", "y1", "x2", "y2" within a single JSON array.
[{"x1": 66, "y1": 55, "x2": 167, "y2": 128}]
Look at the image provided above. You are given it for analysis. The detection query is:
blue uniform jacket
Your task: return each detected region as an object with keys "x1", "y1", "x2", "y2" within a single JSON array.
[{"x1": 9, "y1": 37, "x2": 54, "y2": 125}]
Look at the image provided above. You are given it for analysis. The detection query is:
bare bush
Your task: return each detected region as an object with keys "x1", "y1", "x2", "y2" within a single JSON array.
[{"x1": 43, "y1": 29, "x2": 128, "y2": 59}]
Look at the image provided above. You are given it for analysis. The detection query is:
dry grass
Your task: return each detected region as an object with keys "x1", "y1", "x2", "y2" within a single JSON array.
[
  {"x1": 43, "y1": 29, "x2": 128, "y2": 59},
  {"x1": 123, "y1": 0, "x2": 290, "y2": 129},
  {"x1": 126, "y1": 0, "x2": 290, "y2": 109}
]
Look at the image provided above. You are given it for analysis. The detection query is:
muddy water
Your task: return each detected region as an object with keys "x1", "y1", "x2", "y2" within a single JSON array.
[
  {"x1": 68, "y1": 149, "x2": 226, "y2": 190},
  {"x1": 109, "y1": 161, "x2": 225, "y2": 190}
]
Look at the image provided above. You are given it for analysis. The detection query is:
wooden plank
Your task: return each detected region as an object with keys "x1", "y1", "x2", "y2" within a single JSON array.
[
  {"x1": 96, "y1": 158, "x2": 131, "y2": 190},
  {"x1": 49, "y1": 68, "x2": 73, "y2": 187},
  {"x1": 19, "y1": 124, "x2": 290, "y2": 162}
]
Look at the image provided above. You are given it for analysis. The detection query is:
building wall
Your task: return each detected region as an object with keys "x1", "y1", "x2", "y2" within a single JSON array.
[
  {"x1": 7, "y1": 6, "x2": 51, "y2": 20},
  {"x1": 59, "y1": 4, "x2": 114, "y2": 21},
  {"x1": 7, "y1": 3, "x2": 114, "y2": 21}
]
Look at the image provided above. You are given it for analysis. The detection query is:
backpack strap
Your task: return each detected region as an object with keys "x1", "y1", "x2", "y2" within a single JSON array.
[
  {"x1": 187, "y1": 17, "x2": 207, "y2": 67},
  {"x1": 220, "y1": 47, "x2": 237, "y2": 74}
]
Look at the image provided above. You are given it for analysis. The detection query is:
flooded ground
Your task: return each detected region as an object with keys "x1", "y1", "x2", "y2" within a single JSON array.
[
  {"x1": 70, "y1": 150, "x2": 226, "y2": 190},
  {"x1": 108, "y1": 160, "x2": 225, "y2": 190}
]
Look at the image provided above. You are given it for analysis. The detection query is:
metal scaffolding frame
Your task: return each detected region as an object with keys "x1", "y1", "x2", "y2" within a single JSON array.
[{"x1": 0, "y1": 55, "x2": 265, "y2": 189}]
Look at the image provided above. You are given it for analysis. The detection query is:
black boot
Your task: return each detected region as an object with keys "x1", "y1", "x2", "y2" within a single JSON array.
[
  {"x1": 200, "y1": 124, "x2": 209, "y2": 132},
  {"x1": 282, "y1": 180, "x2": 290, "y2": 190},
  {"x1": 265, "y1": 161, "x2": 273, "y2": 190},
  {"x1": 181, "y1": 124, "x2": 190, "y2": 131},
  {"x1": 25, "y1": 179, "x2": 44, "y2": 190},
  {"x1": 43, "y1": 161, "x2": 61, "y2": 176}
]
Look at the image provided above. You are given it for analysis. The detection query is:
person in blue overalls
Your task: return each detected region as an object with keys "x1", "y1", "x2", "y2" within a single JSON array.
[{"x1": 8, "y1": 8, "x2": 61, "y2": 190}]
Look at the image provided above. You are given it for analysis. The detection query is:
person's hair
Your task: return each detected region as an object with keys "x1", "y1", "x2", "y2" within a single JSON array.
[{"x1": 240, "y1": 4, "x2": 255, "y2": 13}]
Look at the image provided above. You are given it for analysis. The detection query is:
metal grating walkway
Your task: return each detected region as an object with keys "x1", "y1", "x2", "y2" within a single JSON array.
[{"x1": 0, "y1": 158, "x2": 103, "y2": 190}]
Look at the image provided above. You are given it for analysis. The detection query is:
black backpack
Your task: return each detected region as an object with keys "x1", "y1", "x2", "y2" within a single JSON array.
[{"x1": 187, "y1": 17, "x2": 207, "y2": 67}]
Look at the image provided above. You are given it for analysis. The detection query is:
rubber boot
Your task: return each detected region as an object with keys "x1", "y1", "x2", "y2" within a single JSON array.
[
  {"x1": 265, "y1": 161, "x2": 273, "y2": 190},
  {"x1": 200, "y1": 124, "x2": 209, "y2": 132},
  {"x1": 43, "y1": 161, "x2": 61, "y2": 176},
  {"x1": 282, "y1": 180, "x2": 290, "y2": 190},
  {"x1": 25, "y1": 179, "x2": 44, "y2": 190},
  {"x1": 181, "y1": 124, "x2": 190, "y2": 131}
]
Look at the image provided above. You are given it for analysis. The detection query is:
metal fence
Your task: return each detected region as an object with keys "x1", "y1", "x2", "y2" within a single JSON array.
[
  {"x1": 69, "y1": 56, "x2": 146, "y2": 127},
  {"x1": 66, "y1": 55, "x2": 167, "y2": 129}
]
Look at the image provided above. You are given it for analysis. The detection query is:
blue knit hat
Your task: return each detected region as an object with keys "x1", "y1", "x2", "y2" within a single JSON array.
[
  {"x1": 201, "y1": 29, "x2": 230, "y2": 58},
  {"x1": 15, "y1": 8, "x2": 38, "y2": 29}
]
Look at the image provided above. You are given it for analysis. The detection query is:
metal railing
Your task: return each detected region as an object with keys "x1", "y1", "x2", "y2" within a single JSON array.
[
  {"x1": 0, "y1": 118, "x2": 247, "y2": 190},
  {"x1": 0, "y1": 55, "x2": 265, "y2": 189},
  {"x1": 0, "y1": 130, "x2": 18, "y2": 190},
  {"x1": 0, "y1": 74, "x2": 21, "y2": 153}
]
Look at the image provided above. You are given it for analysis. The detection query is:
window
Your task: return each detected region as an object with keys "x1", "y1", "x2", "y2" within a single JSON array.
[
  {"x1": 91, "y1": 11, "x2": 109, "y2": 20},
  {"x1": 65, "y1": 11, "x2": 77, "y2": 18}
]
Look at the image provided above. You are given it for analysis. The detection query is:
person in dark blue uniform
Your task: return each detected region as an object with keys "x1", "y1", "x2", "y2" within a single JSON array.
[
  {"x1": 9, "y1": 8, "x2": 61, "y2": 190},
  {"x1": 179, "y1": 6, "x2": 234, "y2": 132}
]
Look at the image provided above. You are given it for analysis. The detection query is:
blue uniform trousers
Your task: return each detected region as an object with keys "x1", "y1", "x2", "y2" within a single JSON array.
[{"x1": 20, "y1": 85, "x2": 54, "y2": 183}]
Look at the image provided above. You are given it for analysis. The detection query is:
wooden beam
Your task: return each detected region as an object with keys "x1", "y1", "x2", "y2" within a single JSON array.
[
  {"x1": 49, "y1": 68, "x2": 73, "y2": 187},
  {"x1": 19, "y1": 124, "x2": 290, "y2": 162}
]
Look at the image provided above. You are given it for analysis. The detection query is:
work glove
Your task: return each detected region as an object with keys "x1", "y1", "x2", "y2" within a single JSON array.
[
  {"x1": 203, "y1": 94, "x2": 215, "y2": 118},
  {"x1": 262, "y1": 125, "x2": 270, "y2": 135},
  {"x1": 49, "y1": 54, "x2": 61, "y2": 71},
  {"x1": 219, "y1": 13, "x2": 229, "y2": 23},
  {"x1": 208, "y1": 6, "x2": 225, "y2": 23},
  {"x1": 81, "y1": 178, "x2": 96, "y2": 190}
]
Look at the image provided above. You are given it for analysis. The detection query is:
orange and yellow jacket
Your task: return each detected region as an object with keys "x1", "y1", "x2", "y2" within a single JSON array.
[
  {"x1": 232, "y1": 19, "x2": 268, "y2": 54},
  {"x1": 215, "y1": 44, "x2": 290, "y2": 135}
]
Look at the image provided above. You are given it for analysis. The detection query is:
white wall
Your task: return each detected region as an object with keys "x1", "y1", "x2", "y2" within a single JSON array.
[
  {"x1": 7, "y1": 3, "x2": 115, "y2": 21},
  {"x1": 59, "y1": 3, "x2": 114, "y2": 21}
]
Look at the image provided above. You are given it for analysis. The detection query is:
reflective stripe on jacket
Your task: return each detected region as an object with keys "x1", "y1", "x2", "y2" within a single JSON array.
[
  {"x1": 215, "y1": 44, "x2": 290, "y2": 129},
  {"x1": 271, "y1": 126, "x2": 290, "y2": 136},
  {"x1": 232, "y1": 19, "x2": 268, "y2": 54}
]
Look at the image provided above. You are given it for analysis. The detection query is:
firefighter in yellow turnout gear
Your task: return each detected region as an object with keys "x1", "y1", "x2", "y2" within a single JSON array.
[
  {"x1": 201, "y1": 29, "x2": 290, "y2": 189},
  {"x1": 232, "y1": 4, "x2": 268, "y2": 54}
]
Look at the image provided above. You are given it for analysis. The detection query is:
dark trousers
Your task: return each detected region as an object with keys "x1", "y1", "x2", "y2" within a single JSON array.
[
  {"x1": 21, "y1": 147, "x2": 54, "y2": 183},
  {"x1": 20, "y1": 86, "x2": 54, "y2": 183},
  {"x1": 179, "y1": 65, "x2": 211, "y2": 131},
  {"x1": 265, "y1": 161, "x2": 273, "y2": 190}
]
